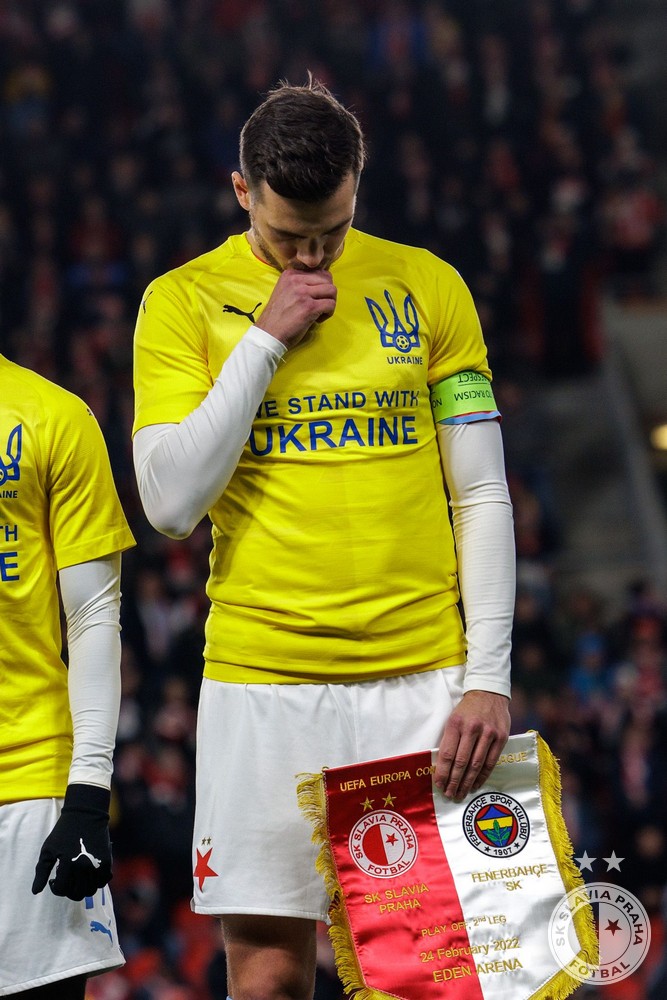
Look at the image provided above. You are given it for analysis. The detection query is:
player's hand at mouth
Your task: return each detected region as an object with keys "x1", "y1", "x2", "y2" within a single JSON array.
[{"x1": 256, "y1": 268, "x2": 337, "y2": 349}]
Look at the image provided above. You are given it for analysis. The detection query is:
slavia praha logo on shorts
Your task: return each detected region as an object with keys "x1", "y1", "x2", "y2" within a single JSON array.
[
  {"x1": 463, "y1": 793, "x2": 530, "y2": 857},
  {"x1": 349, "y1": 810, "x2": 419, "y2": 878}
]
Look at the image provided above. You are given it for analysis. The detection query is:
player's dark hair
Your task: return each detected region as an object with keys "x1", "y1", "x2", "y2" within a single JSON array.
[{"x1": 239, "y1": 77, "x2": 366, "y2": 202}]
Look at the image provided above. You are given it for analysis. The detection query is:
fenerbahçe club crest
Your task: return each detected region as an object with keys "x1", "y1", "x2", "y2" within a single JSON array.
[
  {"x1": 349, "y1": 809, "x2": 419, "y2": 878},
  {"x1": 463, "y1": 792, "x2": 530, "y2": 857}
]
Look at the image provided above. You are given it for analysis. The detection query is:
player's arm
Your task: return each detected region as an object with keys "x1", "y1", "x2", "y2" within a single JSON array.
[
  {"x1": 434, "y1": 417, "x2": 515, "y2": 800},
  {"x1": 134, "y1": 326, "x2": 286, "y2": 538},
  {"x1": 134, "y1": 269, "x2": 336, "y2": 539},
  {"x1": 32, "y1": 554, "x2": 122, "y2": 901}
]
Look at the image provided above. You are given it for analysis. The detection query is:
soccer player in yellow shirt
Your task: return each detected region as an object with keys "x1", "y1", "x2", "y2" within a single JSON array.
[
  {"x1": 0, "y1": 356, "x2": 135, "y2": 998},
  {"x1": 133, "y1": 80, "x2": 515, "y2": 1000}
]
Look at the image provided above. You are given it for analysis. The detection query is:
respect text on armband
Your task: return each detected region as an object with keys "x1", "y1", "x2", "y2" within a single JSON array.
[
  {"x1": 251, "y1": 387, "x2": 422, "y2": 455},
  {"x1": 0, "y1": 523, "x2": 19, "y2": 581}
]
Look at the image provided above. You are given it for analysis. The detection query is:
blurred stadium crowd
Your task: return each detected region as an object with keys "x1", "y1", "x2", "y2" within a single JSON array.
[{"x1": 1, "y1": 1, "x2": 667, "y2": 998}]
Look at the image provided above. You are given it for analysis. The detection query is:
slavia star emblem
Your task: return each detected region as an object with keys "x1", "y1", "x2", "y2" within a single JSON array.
[{"x1": 194, "y1": 847, "x2": 218, "y2": 891}]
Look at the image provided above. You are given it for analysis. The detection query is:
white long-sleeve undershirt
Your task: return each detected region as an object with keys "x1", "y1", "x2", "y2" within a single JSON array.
[
  {"x1": 436, "y1": 420, "x2": 514, "y2": 698},
  {"x1": 133, "y1": 325, "x2": 514, "y2": 697},
  {"x1": 59, "y1": 553, "x2": 122, "y2": 790},
  {"x1": 134, "y1": 326, "x2": 285, "y2": 539}
]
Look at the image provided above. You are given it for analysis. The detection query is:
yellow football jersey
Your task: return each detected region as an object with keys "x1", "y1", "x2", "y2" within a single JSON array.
[
  {"x1": 133, "y1": 228, "x2": 493, "y2": 683},
  {"x1": 0, "y1": 356, "x2": 135, "y2": 802}
]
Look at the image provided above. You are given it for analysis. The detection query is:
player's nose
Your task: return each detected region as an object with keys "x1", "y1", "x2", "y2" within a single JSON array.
[{"x1": 295, "y1": 239, "x2": 325, "y2": 269}]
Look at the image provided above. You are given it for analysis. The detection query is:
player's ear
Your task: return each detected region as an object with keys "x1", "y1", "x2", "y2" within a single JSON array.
[{"x1": 232, "y1": 172, "x2": 251, "y2": 211}]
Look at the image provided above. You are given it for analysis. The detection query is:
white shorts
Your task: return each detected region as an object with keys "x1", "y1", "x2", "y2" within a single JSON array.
[
  {"x1": 192, "y1": 666, "x2": 464, "y2": 921},
  {"x1": 0, "y1": 798, "x2": 124, "y2": 995}
]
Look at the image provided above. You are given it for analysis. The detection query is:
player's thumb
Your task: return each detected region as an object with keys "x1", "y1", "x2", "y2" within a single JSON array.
[{"x1": 31, "y1": 849, "x2": 56, "y2": 894}]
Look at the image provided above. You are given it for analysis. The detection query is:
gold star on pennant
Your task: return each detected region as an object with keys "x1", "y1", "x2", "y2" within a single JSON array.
[
  {"x1": 383, "y1": 793, "x2": 396, "y2": 807},
  {"x1": 361, "y1": 797, "x2": 374, "y2": 811}
]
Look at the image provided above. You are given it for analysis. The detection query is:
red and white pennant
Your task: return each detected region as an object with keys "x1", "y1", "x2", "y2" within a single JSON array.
[{"x1": 298, "y1": 731, "x2": 597, "y2": 1000}]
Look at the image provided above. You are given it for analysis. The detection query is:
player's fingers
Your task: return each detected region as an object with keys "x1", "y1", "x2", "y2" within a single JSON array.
[
  {"x1": 31, "y1": 859, "x2": 53, "y2": 894},
  {"x1": 49, "y1": 857, "x2": 103, "y2": 901},
  {"x1": 455, "y1": 734, "x2": 499, "y2": 800},
  {"x1": 31, "y1": 845, "x2": 57, "y2": 894},
  {"x1": 312, "y1": 297, "x2": 337, "y2": 322},
  {"x1": 48, "y1": 859, "x2": 74, "y2": 897},
  {"x1": 433, "y1": 733, "x2": 457, "y2": 792},
  {"x1": 443, "y1": 743, "x2": 477, "y2": 801},
  {"x1": 291, "y1": 282, "x2": 336, "y2": 325},
  {"x1": 283, "y1": 268, "x2": 334, "y2": 292},
  {"x1": 69, "y1": 865, "x2": 101, "y2": 901},
  {"x1": 471, "y1": 737, "x2": 506, "y2": 794},
  {"x1": 307, "y1": 277, "x2": 337, "y2": 304},
  {"x1": 435, "y1": 730, "x2": 475, "y2": 799}
]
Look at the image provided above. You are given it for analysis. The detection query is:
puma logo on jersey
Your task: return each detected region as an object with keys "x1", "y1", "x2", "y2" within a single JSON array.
[
  {"x1": 72, "y1": 839, "x2": 102, "y2": 868},
  {"x1": 223, "y1": 301, "x2": 262, "y2": 323}
]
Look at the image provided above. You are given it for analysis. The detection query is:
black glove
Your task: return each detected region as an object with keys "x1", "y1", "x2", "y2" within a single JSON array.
[{"x1": 32, "y1": 783, "x2": 113, "y2": 901}]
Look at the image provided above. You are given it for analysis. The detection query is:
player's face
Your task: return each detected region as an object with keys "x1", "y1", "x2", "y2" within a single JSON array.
[{"x1": 232, "y1": 172, "x2": 357, "y2": 272}]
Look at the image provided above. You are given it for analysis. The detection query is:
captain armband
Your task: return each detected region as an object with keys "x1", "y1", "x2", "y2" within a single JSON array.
[{"x1": 429, "y1": 371, "x2": 500, "y2": 425}]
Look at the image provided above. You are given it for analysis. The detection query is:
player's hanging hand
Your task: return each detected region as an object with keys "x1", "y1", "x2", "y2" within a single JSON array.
[
  {"x1": 32, "y1": 783, "x2": 113, "y2": 901},
  {"x1": 256, "y1": 268, "x2": 337, "y2": 349},
  {"x1": 434, "y1": 691, "x2": 511, "y2": 802}
]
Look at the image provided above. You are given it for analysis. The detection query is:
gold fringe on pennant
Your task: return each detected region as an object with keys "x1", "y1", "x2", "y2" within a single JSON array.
[
  {"x1": 298, "y1": 731, "x2": 599, "y2": 1000},
  {"x1": 530, "y1": 732, "x2": 599, "y2": 1000},
  {"x1": 296, "y1": 772, "x2": 394, "y2": 1000}
]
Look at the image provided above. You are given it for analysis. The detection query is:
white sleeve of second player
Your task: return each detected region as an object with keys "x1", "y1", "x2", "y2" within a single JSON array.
[
  {"x1": 436, "y1": 420, "x2": 515, "y2": 699},
  {"x1": 60, "y1": 554, "x2": 123, "y2": 790},
  {"x1": 133, "y1": 325, "x2": 286, "y2": 539}
]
